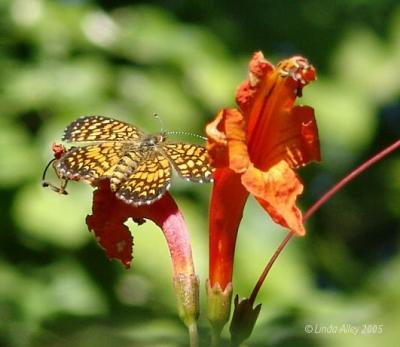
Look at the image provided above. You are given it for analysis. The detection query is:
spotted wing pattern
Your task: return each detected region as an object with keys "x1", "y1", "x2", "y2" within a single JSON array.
[
  {"x1": 57, "y1": 142, "x2": 126, "y2": 182},
  {"x1": 116, "y1": 153, "x2": 172, "y2": 205},
  {"x1": 162, "y1": 143, "x2": 214, "y2": 183},
  {"x1": 62, "y1": 115, "x2": 144, "y2": 142}
]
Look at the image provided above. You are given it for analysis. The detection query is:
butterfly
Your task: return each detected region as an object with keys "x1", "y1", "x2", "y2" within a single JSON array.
[{"x1": 42, "y1": 115, "x2": 214, "y2": 205}]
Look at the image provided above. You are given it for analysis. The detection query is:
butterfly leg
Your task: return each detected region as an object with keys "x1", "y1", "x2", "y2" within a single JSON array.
[{"x1": 42, "y1": 160, "x2": 69, "y2": 195}]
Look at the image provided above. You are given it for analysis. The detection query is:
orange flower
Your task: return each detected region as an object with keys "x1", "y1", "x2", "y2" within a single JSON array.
[{"x1": 207, "y1": 52, "x2": 321, "y2": 290}]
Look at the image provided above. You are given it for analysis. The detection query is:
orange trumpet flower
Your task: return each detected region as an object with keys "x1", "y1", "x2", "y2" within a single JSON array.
[{"x1": 207, "y1": 51, "x2": 321, "y2": 291}]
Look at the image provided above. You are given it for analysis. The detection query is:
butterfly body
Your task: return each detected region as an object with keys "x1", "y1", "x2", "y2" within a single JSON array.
[{"x1": 55, "y1": 116, "x2": 213, "y2": 205}]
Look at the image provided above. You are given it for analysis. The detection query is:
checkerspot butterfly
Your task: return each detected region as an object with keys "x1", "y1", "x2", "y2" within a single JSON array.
[{"x1": 42, "y1": 116, "x2": 214, "y2": 205}]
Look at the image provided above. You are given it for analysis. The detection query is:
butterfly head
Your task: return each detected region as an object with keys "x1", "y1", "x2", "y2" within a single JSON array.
[{"x1": 141, "y1": 133, "x2": 167, "y2": 150}]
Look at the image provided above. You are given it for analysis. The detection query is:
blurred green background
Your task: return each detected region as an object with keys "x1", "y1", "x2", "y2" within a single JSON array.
[{"x1": 1, "y1": 0, "x2": 399, "y2": 346}]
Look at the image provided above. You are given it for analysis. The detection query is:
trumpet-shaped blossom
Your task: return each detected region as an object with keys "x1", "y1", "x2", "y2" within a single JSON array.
[
  {"x1": 207, "y1": 51, "x2": 321, "y2": 291},
  {"x1": 86, "y1": 179, "x2": 200, "y2": 342},
  {"x1": 86, "y1": 179, "x2": 196, "y2": 273}
]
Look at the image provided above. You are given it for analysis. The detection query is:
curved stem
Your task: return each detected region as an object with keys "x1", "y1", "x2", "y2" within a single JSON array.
[
  {"x1": 303, "y1": 139, "x2": 400, "y2": 222},
  {"x1": 250, "y1": 139, "x2": 400, "y2": 304},
  {"x1": 249, "y1": 232, "x2": 294, "y2": 305}
]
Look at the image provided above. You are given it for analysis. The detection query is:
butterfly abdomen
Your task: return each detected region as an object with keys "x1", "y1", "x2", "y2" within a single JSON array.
[{"x1": 110, "y1": 151, "x2": 143, "y2": 191}]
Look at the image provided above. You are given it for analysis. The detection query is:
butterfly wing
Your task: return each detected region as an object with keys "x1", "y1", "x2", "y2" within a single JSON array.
[
  {"x1": 57, "y1": 142, "x2": 125, "y2": 182},
  {"x1": 162, "y1": 143, "x2": 214, "y2": 183},
  {"x1": 116, "y1": 153, "x2": 172, "y2": 205},
  {"x1": 62, "y1": 115, "x2": 145, "y2": 143}
]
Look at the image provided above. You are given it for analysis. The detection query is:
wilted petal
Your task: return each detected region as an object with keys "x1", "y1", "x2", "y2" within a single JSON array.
[{"x1": 86, "y1": 180, "x2": 135, "y2": 267}]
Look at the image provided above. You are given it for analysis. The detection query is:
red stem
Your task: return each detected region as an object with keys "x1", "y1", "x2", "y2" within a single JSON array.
[
  {"x1": 303, "y1": 139, "x2": 400, "y2": 222},
  {"x1": 249, "y1": 231, "x2": 294, "y2": 305},
  {"x1": 250, "y1": 139, "x2": 400, "y2": 304}
]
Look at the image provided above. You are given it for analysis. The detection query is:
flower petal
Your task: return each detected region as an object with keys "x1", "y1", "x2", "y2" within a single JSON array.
[
  {"x1": 236, "y1": 52, "x2": 275, "y2": 118},
  {"x1": 206, "y1": 110, "x2": 229, "y2": 168},
  {"x1": 241, "y1": 161, "x2": 305, "y2": 235},
  {"x1": 206, "y1": 109, "x2": 250, "y2": 173},
  {"x1": 291, "y1": 105, "x2": 321, "y2": 167},
  {"x1": 258, "y1": 105, "x2": 321, "y2": 170},
  {"x1": 86, "y1": 179, "x2": 134, "y2": 268},
  {"x1": 236, "y1": 52, "x2": 318, "y2": 170}
]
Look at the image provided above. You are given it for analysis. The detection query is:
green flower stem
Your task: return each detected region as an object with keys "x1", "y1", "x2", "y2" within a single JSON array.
[
  {"x1": 211, "y1": 330, "x2": 220, "y2": 347},
  {"x1": 188, "y1": 321, "x2": 199, "y2": 347}
]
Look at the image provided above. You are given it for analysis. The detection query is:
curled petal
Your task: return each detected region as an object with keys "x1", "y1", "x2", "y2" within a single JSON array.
[
  {"x1": 206, "y1": 111, "x2": 229, "y2": 168},
  {"x1": 206, "y1": 109, "x2": 250, "y2": 173},
  {"x1": 241, "y1": 161, "x2": 305, "y2": 235},
  {"x1": 236, "y1": 52, "x2": 274, "y2": 115}
]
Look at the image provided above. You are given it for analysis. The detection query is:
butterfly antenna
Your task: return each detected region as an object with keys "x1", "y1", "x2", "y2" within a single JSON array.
[
  {"x1": 153, "y1": 113, "x2": 207, "y2": 141},
  {"x1": 153, "y1": 113, "x2": 164, "y2": 133},
  {"x1": 165, "y1": 130, "x2": 208, "y2": 141}
]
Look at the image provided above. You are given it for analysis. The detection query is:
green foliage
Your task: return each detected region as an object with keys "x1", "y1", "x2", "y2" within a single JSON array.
[{"x1": 0, "y1": 0, "x2": 399, "y2": 346}]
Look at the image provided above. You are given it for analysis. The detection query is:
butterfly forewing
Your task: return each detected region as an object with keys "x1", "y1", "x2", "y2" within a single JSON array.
[
  {"x1": 162, "y1": 143, "x2": 214, "y2": 183},
  {"x1": 116, "y1": 153, "x2": 172, "y2": 205},
  {"x1": 62, "y1": 115, "x2": 145, "y2": 142},
  {"x1": 57, "y1": 142, "x2": 125, "y2": 182}
]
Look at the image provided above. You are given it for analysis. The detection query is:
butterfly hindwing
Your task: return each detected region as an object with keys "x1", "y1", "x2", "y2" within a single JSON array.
[{"x1": 116, "y1": 153, "x2": 172, "y2": 205}]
